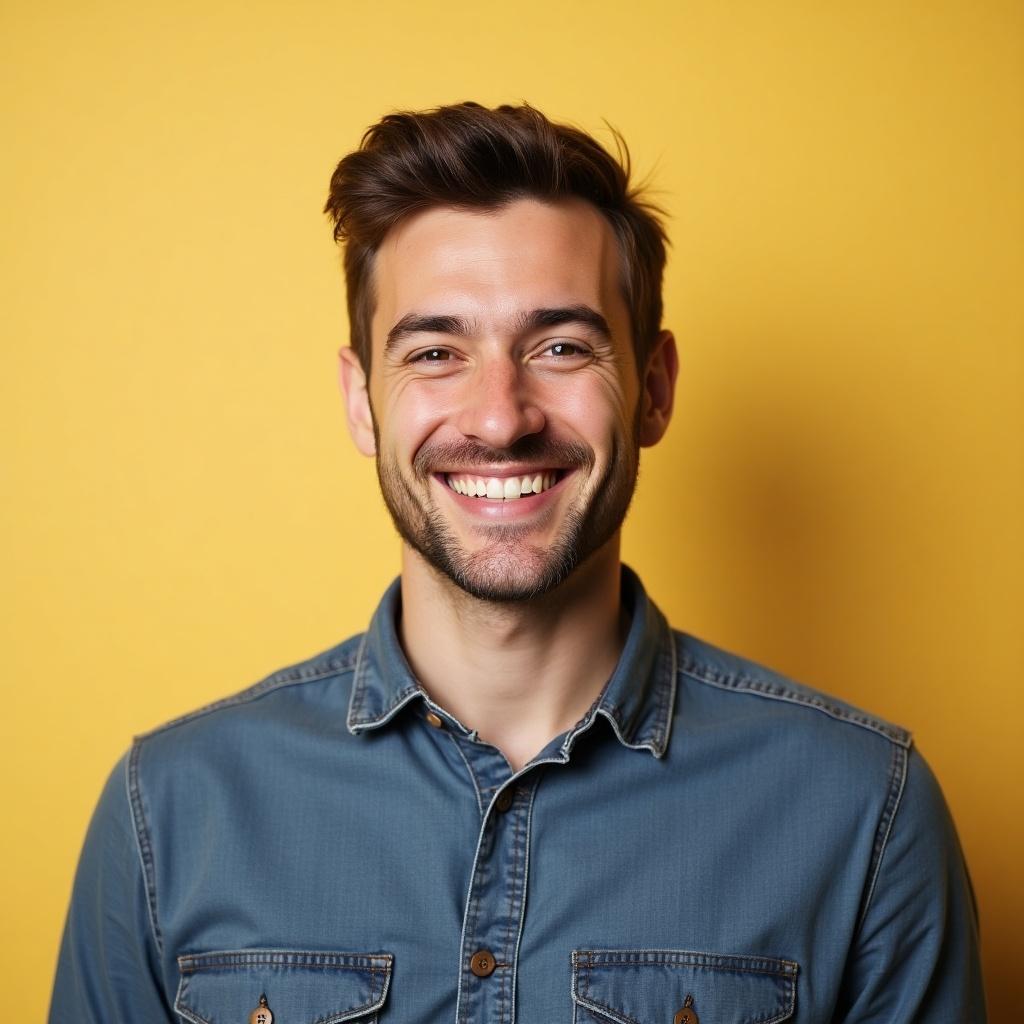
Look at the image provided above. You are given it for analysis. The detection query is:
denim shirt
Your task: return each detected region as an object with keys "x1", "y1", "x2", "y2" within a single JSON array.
[{"x1": 51, "y1": 567, "x2": 985, "y2": 1023}]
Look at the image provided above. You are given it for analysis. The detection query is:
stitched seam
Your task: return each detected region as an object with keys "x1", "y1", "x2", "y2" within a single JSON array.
[
  {"x1": 127, "y1": 741, "x2": 163, "y2": 955},
  {"x1": 582, "y1": 960, "x2": 639, "y2": 1024},
  {"x1": 175, "y1": 951, "x2": 393, "y2": 1022},
  {"x1": 679, "y1": 661, "x2": 911, "y2": 746},
  {"x1": 179, "y1": 959, "x2": 391, "y2": 971},
  {"x1": 580, "y1": 962, "x2": 795, "y2": 975},
  {"x1": 573, "y1": 949, "x2": 798, "y2": 972},
  {"x1": 574, "y1": 953, "x2": 796, "y2": 1024},
  {"x1": 346, "y1": 630, "x2": 371, "y2": 728},
  {"x1": 499, "y1": 786, "x2": 525, "y2": 1022},
  {"x1": 759, "y1": 978, "x2": 798, "y2": 1024},
  {"x1": 139, "y1": 659, "x2": 358, "y2": 740},
  {"x1": 508, "y1": 777, "x2": 539, "y2": 1024},
  {"x1": 177, "y1": 949, "x2": 392, "y2": 967},
  {"x1": 595, "y1": 706, "x2": 659, "y2": 757},
  {"x1": 854, "y1": 739, "x2": 910, "y2": 934},
  {"x1": 455, "y1": 806, "x2": 492, "y2": 1024},
  {"x1": 651, "y1": 623, "x2": 678, "y2": 755},
  {"x1": 350, "y1": 684, "x2": 423, "y2": 729},
  {"x1": 447, "y1": 734, "x2": 485, "y2": 818}
]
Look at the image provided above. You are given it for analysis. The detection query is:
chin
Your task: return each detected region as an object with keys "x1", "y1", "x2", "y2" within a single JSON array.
[{"x1": 444, "y1": 552, "x2": 581, "y2": 606}]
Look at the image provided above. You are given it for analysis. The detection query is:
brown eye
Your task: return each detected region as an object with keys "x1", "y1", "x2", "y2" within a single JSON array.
[
  {"x1": 546, "y1": 342, "x2": 586, "y2": 357},
  {"x1": 413, "y1": 348, "x2": 451, "y2": 362}
]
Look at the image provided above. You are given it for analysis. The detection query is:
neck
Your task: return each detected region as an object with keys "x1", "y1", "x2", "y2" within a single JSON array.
[{"x1": 398, "y1": 539, "x2": 627, "y2": 772}]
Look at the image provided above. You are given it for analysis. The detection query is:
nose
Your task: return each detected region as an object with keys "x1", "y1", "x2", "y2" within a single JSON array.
[{"x1": 454, "y1": 354, "x2": 545, "y2": 449}]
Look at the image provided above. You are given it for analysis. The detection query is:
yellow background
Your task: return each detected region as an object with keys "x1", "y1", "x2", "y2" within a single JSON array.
[{"x1": 2, "y1": 1, "x2": 1021, "y2": 1018}]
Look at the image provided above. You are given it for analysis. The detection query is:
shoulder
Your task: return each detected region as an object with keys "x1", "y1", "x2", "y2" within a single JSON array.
[
  {"x1": 673, "y1": 630, "x2": 911, "y2": 748},
  {"x1": 667, "y1": 630, "x2": 913, "y2": 816},
  {"x1": 130, "y1": 631, "x2": 366, "y2": 767},
  {"x1": 667, "y1": 631, "x2": 920, "y2": 875}
]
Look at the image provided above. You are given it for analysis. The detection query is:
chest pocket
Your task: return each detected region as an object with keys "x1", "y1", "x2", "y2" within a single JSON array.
[
  {"x1": 174, "y1": 950, "x2": 393, "y2": 1024},
  {"x1": 572, "y1": 949, "x2": 798, "y2": 1024}
]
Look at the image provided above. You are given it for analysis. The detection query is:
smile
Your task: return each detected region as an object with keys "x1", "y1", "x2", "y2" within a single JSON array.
[{"x1": 444, "y1": 471, "x2": 562, "y2": 501}]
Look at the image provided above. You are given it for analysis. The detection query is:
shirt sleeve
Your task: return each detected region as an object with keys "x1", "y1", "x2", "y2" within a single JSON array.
[
  {"x1": 834, "y1": 745, "x2": 987, "y2": 1022},
  {"x1": 49, "y1": 751, "x2": 175, "y2": 1023}
]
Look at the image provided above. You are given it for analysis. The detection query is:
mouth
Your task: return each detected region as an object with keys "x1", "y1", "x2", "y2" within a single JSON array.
[{"x1": 439, "y1": 469, "x2": 567, "y2": 502}]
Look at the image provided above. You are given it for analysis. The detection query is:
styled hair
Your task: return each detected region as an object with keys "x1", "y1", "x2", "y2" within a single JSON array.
[{"x1": 324, "y1": 101, "x2": 668, "y2": 374}]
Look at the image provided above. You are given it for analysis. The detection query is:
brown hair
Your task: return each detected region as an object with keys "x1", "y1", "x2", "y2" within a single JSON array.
[{"x1": 324, "y1": 101, "x2": 668, "y2": 374}]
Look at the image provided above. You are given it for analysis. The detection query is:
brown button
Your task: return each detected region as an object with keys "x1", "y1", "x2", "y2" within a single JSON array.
[
  {"x1": 494, "y1": 787, "x2": 515, "y2": 813},
  {"x1": 674, "y1": 994, "x2": 699, "y2": 1024},
  {"x1": 469, "y1": 949, "x2": 497, "y2": 977},
  {"x1": 249, "y1": 994, "x2": 273, "y2": 1024},
  {"x1": 425, "y1": 711, "x2": 444, "y2": 729}
]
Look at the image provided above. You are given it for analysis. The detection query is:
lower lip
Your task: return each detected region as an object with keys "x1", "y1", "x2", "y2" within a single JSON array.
[{"x1": 434, "y1": 472, "x2": 573, "y2": 519}]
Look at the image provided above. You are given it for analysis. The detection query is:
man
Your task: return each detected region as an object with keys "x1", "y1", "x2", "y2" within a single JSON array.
[{"x1": 51, "y1": 102, "x2": 985, "y2": 1022}]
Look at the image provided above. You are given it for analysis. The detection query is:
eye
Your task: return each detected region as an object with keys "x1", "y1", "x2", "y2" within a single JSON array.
[
  {"x1": 547, "y1": 342, "x2": 585, "y2": 357},
  {"x1": 536, "y1": 340, "x2": 592, "y2": 361},
  {"x1": 410, "y1": 347, "x2": 453, "y2": 363}
]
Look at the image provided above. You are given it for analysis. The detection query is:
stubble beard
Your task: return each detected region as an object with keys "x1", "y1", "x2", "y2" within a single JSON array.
[{"x1": 373, "y1": 431, "x2": 640, "y2": 603}]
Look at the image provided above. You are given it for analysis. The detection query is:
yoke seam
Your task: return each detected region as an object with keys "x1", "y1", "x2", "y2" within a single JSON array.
[
  {"x1": 137, "y1": 658, "x2": 358, "y2": 741},
  {"x1": 678, "y1": 660, "x2": 911, "y2": 746},
  {"x1": 126, "y1": 741, "x2": 163, "y2": 956},
  {"x1": 854, "y1": 739, "x2": 910, "y2": 934}
]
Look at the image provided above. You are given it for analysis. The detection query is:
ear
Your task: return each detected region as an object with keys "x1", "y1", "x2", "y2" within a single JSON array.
[
  {"x1": 337, "y1": 347, "x2": 377, "y2": 457},
  {"x1": 638, "y1": 330, "x2": 678, "y2": 448}
]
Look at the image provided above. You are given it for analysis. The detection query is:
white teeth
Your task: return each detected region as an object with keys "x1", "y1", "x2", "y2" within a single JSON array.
[{"x1": 446, "y1": 471, "x2": 561, "y2": 500}]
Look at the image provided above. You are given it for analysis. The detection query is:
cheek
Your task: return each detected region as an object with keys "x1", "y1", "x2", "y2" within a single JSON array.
[
  {"x1": 378, "y1": 382, "x2": 460, "y2": 458},
  {"x1": 545, "y1": 376, "x2": 632, "y2": 449}
]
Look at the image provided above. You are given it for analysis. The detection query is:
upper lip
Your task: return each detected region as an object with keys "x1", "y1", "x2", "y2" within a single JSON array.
[{"x1": 435, "y1": 465, "x2": 568, "y2": 477}]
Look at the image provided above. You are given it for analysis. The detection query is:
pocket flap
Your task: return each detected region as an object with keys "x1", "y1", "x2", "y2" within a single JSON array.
[
  {"x1": 175, "y1": 949, "x2": 393, "y2": 1024},
  {"x1": 572, "y1": 949, "x2": 798, "y2": 1024}
]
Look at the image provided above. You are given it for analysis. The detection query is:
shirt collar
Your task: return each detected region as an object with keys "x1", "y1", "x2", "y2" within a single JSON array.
[{"x1": 346, "y1": 564, "x2": 677, "y2": 759}]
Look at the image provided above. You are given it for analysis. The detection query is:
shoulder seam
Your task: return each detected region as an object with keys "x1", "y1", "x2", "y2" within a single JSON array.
[
  {"x1": 126, "y1": 742, "x2": 164, "y2": 956},
  {"x1": 854, "y1": 740, "x2": 910, "y2": 934},
  {"x1": 678, "y1": 650, "x2": 911, "y2": 747},
  {"x1": 135, "y1": 653, "x2": 359, "y2": 742}
]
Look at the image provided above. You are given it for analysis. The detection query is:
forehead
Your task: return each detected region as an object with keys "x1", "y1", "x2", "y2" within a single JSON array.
[{"x1": 371, "y1": 198, "x2": 626, "y2": 341}]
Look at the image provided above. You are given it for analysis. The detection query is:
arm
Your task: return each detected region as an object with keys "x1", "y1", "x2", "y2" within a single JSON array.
[
  {"x1": 49, "y1": 752, "x2": 175, "y2": 1023},
  {"x1": 835, "y1": 746, "x2": 986, "y2": 1022}
]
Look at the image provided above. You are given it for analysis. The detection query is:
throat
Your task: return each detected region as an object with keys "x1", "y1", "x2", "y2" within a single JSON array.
[{"x1": 397, "y1": 544, "x2": 627, "y2": 770}]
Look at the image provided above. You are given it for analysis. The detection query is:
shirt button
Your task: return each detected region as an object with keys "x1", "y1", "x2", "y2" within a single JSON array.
[
  {"x1": 469, "y1": 949, "x2": 497, "y2": 977},
  {"x1": 249, "y1": 994, "x2": 273, "y2": 1024},
  {"x1": 425, "y1": 711, "x2": 444, "y2": 729},
  {"x1": 675, "y1": 995, "x2": 699, "y2": 1024},
  {"x1": 494, "y1": 787, "x2": 515, "y2": 813}
]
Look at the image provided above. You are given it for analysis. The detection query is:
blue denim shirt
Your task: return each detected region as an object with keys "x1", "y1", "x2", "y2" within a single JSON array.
[{"x1": 51, "y1": 567, "x2": 985, "y2": 1022}]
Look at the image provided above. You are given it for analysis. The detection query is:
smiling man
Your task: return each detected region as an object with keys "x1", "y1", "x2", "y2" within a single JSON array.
[{"x1": 51, "y1": 103, "x2": 985, "y2": 1023}]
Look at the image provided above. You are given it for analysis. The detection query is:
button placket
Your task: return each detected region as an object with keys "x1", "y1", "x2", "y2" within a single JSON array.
[{"x1": 451, "y1": 734, "x2": 539, "y2": 1024}]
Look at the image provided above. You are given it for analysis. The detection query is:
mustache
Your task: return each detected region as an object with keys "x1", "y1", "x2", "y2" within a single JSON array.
[{"x1": 412, "y1": 437, "x2": 594, "y2": 477}]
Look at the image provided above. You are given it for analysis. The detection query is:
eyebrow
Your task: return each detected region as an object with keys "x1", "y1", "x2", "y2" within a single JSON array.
[
  {"x1": 386, "y1": 313, "x2": 473, "y2": 352},
  {"x1": 515, "y1": 305, "x2": 612, "y2": 339},
  {"x1": 384, "y1": 304, "x2": 612, "y2": 353}
]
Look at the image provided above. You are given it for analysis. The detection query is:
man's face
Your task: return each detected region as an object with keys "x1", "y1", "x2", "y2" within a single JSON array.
[{"x1": 342, "y1": 197, "x2": 671, "y2": 602}]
